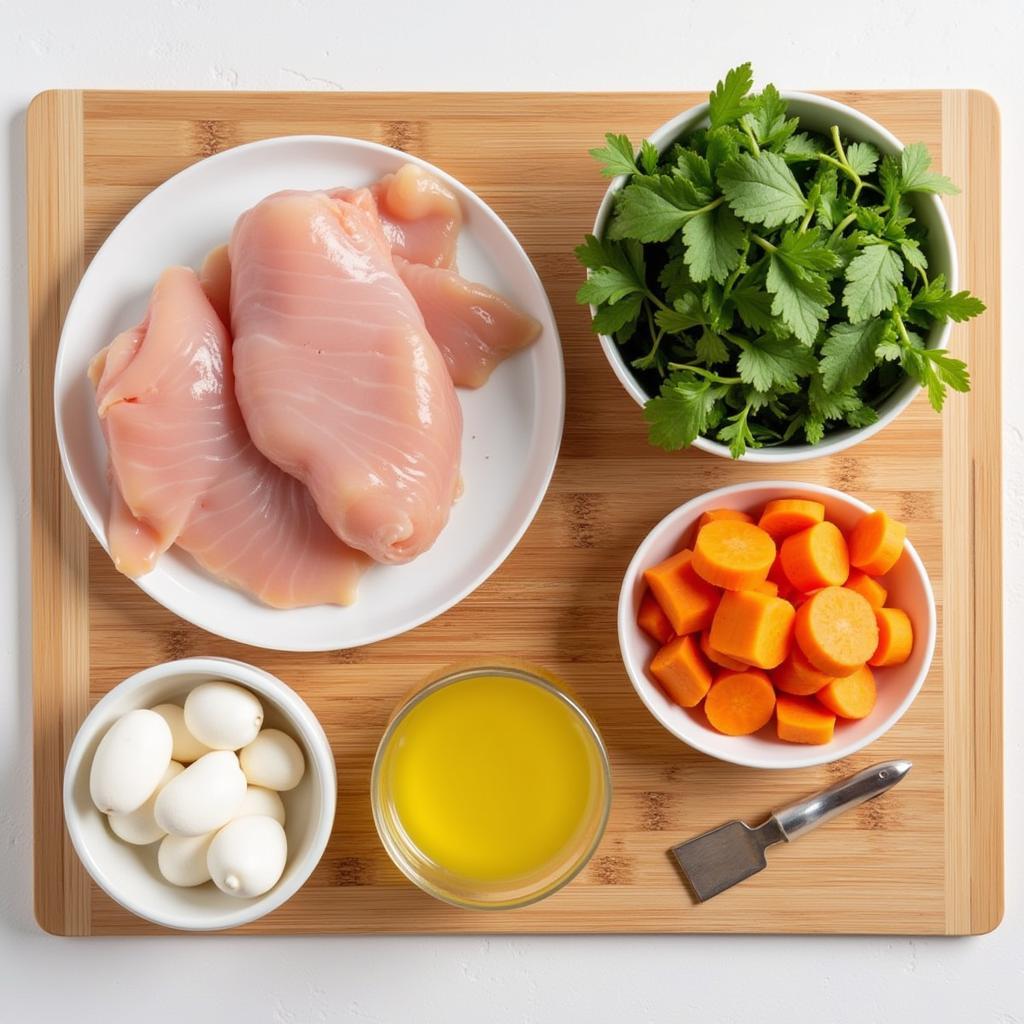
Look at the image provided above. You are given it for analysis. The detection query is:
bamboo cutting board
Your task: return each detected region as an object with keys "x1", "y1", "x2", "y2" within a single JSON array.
[{"x1": 29, "y1": 89, "x2": 1002, "y2": 935}]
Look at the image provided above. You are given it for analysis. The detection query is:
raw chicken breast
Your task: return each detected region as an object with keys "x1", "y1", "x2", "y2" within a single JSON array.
[
  {"x1": 358, "y1": 164, "x2": 462, "y2": 269},
  {"x1": 395, "y1": 257, "x2": 542, "y2": 388},
  {"x1": 230, "y1": 188, "x2": 462, "y2": 564},
  {"x1": 199, "y1": 243, "x2": 232, "y2": 327},
  {"x1": 92, "y1": 265, "x2": 366, "y2": 607}
]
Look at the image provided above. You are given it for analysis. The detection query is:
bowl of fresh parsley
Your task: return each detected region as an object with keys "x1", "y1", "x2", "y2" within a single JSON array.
[{"x1": 577, "y1": 64, "x2": 985, "y2": 461}]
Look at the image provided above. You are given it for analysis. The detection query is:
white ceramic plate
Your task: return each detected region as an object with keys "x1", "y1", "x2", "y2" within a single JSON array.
[{"x1": 55, "y1": 136, "x2": 564, "y2": 651}]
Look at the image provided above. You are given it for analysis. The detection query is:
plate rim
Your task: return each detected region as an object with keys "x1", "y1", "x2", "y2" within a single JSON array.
[{"x1": 53, "y1": 133, "x2": 566, "y2": 651}]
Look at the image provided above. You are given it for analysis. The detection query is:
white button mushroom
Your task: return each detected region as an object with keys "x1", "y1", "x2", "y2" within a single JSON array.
[
  {"x1": 239, "y1": 729, "x2": 305, "y2": 791},
  {"x1": 150, "y1": 703, "x2": 213, "y2": 763},
  {"x1": 107, "y1": 761, "x2": 184, "y2": 845},
  {"x1": 184, "y1": 681, "x2": 263, "y2": 750},
  {"x1": 207, "y1": 815, "x2": 287, "y2": 899},
  {"x1": 154, "y1": 750, "x2": 247, "y2": 837},
  {"x1": 158, "y1": 831, "x2": 216, "y2": 887},
  {"x1": 235, "y1": 785, "x2": 286, "y2": 826},
  {"x1": 89, "y1": 709, "x2": 173, "y2": 815}
]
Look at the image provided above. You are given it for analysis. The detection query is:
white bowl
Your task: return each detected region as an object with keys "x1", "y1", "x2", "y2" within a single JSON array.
[
  {"x1": 63, "y1": 657, "x2": 336, "y2": 931},
  {"x1": 618, "y1": 482, "x2": 936, "y2": 769},
  {"x1": 590, "y1": 93, "x2": 957, "y2": 463},
  {"x1": 55, "y1": 135, "x2": 564, "y2": 651}
]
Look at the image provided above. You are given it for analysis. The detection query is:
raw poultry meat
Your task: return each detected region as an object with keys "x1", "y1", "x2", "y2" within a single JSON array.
[
  {"x1": 92, "y1": 265, "x2": 367, "y2": 607},
  {"x1": 359, "y1": 163, "x2": 462, "y2": 269},
  {"x1": 229, "y1": 188, "x2": 463, "y2": 564},
  {"x1": 394, "y1": 256, "x2": 541, "y2": 388},
  {"x1": 199, "y1": 243, "x2": 232, "y2": 327}
]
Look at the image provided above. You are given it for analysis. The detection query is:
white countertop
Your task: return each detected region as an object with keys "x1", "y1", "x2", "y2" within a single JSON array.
[{"x1": 2, "y1": 1, "x2": 1021, "y2": 1020}]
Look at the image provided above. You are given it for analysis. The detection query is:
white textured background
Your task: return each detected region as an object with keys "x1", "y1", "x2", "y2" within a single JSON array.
[{"x1": 1, "y1": 1, "x2": 1021, "y2": 1020}]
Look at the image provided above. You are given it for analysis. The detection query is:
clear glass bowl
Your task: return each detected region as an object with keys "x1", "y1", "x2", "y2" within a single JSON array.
[{"x1": 371, "y1": 663, "x2": 612, "y2": 910}]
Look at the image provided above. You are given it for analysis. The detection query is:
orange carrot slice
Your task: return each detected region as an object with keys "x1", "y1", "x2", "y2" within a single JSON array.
[
  {"x1": 637, "y1": 591, "x2": 675, "y2": 646},
  {"x1": 845, "y1": 569, "x2": 887, "y2": 610},
  {"x1": 772, "y1": 645, "x2": 835, "y2": 696},
  {"x1": 817, "y1": 665, "x2": 877, "y2": 719},
  {"x1": 780, "y1": 521, "x2": 850, "y2": 592},
  {"x1": 708, "y1": 590, "x2": 795, "y2": 670},
  {"x1": 849, "y1": 510, "x2": 907, "y2": 575},
  {"x1": 650, "y1": 635, "x2": 713, "y2": 708},
  {"x1": 776, "y1": 694, "x2": 836, "y2": 745},
  {"x1": 704, "y1": 670, "x2": 776, "y2": 736},
  {"x1": 758, "y1": 498, "x2": 826, "y2": 540},
  {"x1": 794, "y1": 586, "x2": 878, "y2": 677},
  {"x1": 753, "y1": 579, "x2": 779, "y2": 597},
  {"x1": 869, "y1": 607, "x2": 914, "y2": 666},
  {"x1": 696, "y1": 507, "x2": 755, "y2": 531},
  {"x1": 692, "y1": 520, "x2": 776, "y2": 591},
  {"x1": 643, "y1": 549, "x2": 721, "y2": 636},
  {"x1": 699, "y1": 629, "x2": 749, "y2": 671},
  {"x1": 767, "y1": 553, "x2": 795, "y2": 598}
]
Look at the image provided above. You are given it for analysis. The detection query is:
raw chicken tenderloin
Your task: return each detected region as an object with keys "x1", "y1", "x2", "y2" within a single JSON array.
[
  {"x1": 199, "y1": 243, "x2": 232, "y2": 327},
  {"x1": 229, "y1": 188, "x2": 463, "y2": 564},
  {"x1": 92, "y1": 265, "x2": 367, "y2": 607},
  {"x1": 394, "y1": 257, "x2": 542, "y2": 389},
  {"x1": 362, "y1": 164, "x2": 462, "y2": 269}
]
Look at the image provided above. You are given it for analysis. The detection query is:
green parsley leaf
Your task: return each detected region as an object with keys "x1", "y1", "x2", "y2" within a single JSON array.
[
  {"x1": 716, "y1": 402, "x2": 759, "y2": 459},
  {"x1": 708, "y1": 63, "x2": 754, "y2": 129},
  {"x1": 737, "y1": 334, "x2": 818, "y2": 392},
  {"x1": 744, "y1": 84, "x2": 791, "y2": 144},
  {"x1": 589, "y1": 133, "x2": 639, "y2": 178},
  {"x1": 655, "y1": 292, "x2": 705, "y2": 333},
  {"x1": 729, "y1": 285, "x2": 775, "y2": 333},
  {"x1": 593, "y1": 292, "x2": 644, "y2": 335},
  {"x1": 577, "y1": 265, "x2": 644, "y2": 306},
  {"x1": 673, "y1": 149, "x2": 714, "y2": 195},
  {"x1": 644, "y1": 375, "x2": 726, "y2": 450},
  {"x1": 901, "y1": 345, "x2": 971, "y2": 411},
  {"x1": 845, "y1": 404, "x2": 879, "y2": 428},
  {"x1": 705, "y1": 126, "x2": 743, "y2": 171},
  {"x1": 719, "y1": 151, "x2": 807, "y2": 228},
  {"x1": 820, "y1": 318, "x2": 890, "y2": 391},
  {"x1": 898, "y1": 142, "x2": 960, "y2": 195},
  {"x1": 842, "y1": 244, "x2": 904, "y2": 322},
  {"x1": 899, "y1": 238, "x2": 928, "y2": 275},
  {"x1": 845, "y1": 141, "x2": 879, "y2": 177},
  {"x1": 696, "y1": 327, "x2": 730, "y2": 365},
  {"x1": 609, "y1": 175, "x2": 704, "y2": 243},
  {"x1": 683, "y1": 204, "x2": 746, "y2": 284},
  {"x1": 766, "y1": 255, "x2": 831, "y2": 344},
  {"x1": 782, "y1": 132, "x2": 822, "y2": 162},
  {"x1": 775, "y1": 227, "x2": 841, "y2": 275},
  {"x1": 910, "y1": 275, "x2": 987, "y2": 322},
  {"x1": 638, "y1": 139, "x2": 660, "y2": 175}
]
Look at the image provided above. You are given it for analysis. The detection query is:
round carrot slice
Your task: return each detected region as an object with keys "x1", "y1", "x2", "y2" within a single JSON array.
[
  {"x1": 696, "y1": 507, "x2": 755, "y2": 532},
  {"x1": 776, "y1": 694, "x2": 836, "y2": 745},
  {"x1": 869, "y1": 607, "x2": 914, "y2": 666},
  {"x1": 780, "y1": 521, "x2": 850, "y2": 592},
  {"x1": 772, "y1": 646, "x2": 835, "y2": 696},
  {"x1": 757, "y1": 498, "x2": 826, "y2": 540},
  {"x1": 817, "y1": 665, "x2": 877, "y2": 719},
  {"x1": 845, "y1": 569, "x2": 887, "y2": 610},
  {"x1": 794, "y1": 586, "x2": 878, "y2": 677},
  {"x1": 704, "y1": 670, "x2": 776, "y2": 736},
  {"x1": 699, "y1": 629, "x2": 749, "y2": 672},
  {"x1": 692, "y1": 520, "x2": 776, "y2": 591},
  {"x1": 849, "y1": 510, "x2": 907, "y2": 575}
]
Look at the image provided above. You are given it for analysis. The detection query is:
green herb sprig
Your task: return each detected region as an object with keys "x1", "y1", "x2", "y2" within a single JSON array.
[{"x1": 576, "y1": 63, "x2": 986, "y2": 457}]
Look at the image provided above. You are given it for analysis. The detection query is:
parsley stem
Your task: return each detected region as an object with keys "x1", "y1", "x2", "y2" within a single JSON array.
[
  {"x1": 666, "y1": 363, "x2": 741, "y2": 384},
  {"x1": 751, "y1": 234, "x2": 777, "y2": 255},
  {"x1": 892, "y1": 310, "x2": 913, "y2": 348},
  {"x1": 797, "y1": 203, "x2": 816, "y2": 233},
  {"x1": 829, "y1": 211, "x2": 858, "y2": 242},
  {"x1": 742, "y1": 121, "x2": 761, "y2": 157}
]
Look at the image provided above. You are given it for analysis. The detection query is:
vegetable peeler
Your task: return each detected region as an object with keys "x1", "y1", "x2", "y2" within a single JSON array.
[{"x1": 671, "y1": 760, "x2": 911, "y2": 902}]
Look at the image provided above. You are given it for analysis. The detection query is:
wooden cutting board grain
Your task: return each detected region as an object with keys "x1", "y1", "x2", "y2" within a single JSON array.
[{"x1": 28, "y1": 89, "x2": 1002, "y2": 935}]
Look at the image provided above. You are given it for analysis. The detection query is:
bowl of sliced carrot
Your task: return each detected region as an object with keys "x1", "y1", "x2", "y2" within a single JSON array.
[{"x1": 619, "y1": 481, "x2": 936, "y2": 769}]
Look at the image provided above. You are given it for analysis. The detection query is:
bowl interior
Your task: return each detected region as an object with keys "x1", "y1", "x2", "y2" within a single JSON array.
[
  {"x1": 64, "y1": 660, "x2": 332, "y2": 929},
  {"x1": 594, "y1": 94, "x2": 956, "y2": 461},
  {"x1": 619, "y1": 483, "x2": 936, "y2": 769}
]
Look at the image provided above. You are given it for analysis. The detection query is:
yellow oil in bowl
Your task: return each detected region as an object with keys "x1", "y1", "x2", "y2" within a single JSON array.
[{"x1": 372, "y1": 665, "x2": 611, "y2": 909}]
